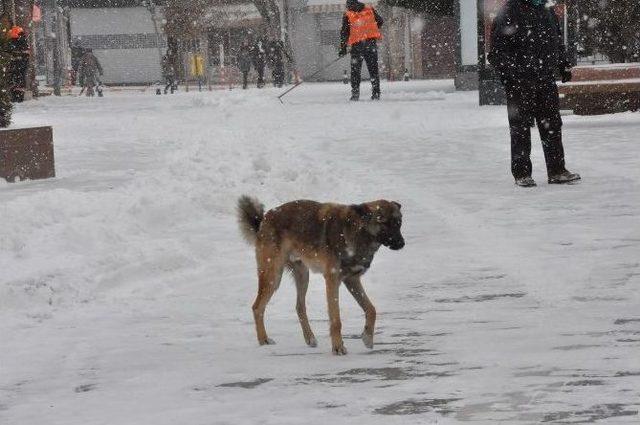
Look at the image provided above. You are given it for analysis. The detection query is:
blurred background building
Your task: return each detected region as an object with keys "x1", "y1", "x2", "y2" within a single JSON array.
[{"x1": 2, "y1": 0, "x2": 637, "y2": 91}]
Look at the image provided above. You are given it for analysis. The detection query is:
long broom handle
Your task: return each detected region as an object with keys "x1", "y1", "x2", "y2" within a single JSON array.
[{"x1": 278, "y1": 56, "x2": 345, "y2": 102}]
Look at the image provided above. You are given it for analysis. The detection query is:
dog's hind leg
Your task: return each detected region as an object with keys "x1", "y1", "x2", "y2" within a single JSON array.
[
  {"x1": 291, "y1": 262, "x2": 317, "y2": 347},
  {"x1": 252, "y1": 246, "x2": 284, "y2": 346},
  {"x1": 344, "y1": 276, "x2": 376, "y2": 349}
]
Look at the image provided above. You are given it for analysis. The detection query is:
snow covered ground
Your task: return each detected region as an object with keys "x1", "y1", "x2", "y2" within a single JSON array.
[{"x1": 1, "y1": 80, "x2": 639, "y2": 424}]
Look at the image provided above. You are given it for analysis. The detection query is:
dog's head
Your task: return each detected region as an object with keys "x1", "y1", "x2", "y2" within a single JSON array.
[{"x1": 353, "y1": 200, "x2": 405, "y2": 250}]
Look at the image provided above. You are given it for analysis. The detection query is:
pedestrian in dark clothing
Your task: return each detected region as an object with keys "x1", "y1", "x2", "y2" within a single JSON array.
[
  {"x1": 489, "y1": 0, "x2": 580, "y2": 187},
  {"x1": 237, "y1": 39, "x2": 253, "y2": 89},
  {"x1": 0, "y1": 16, "x2": 13, "y2": 127},
  {"x1": 252, "y1": 37, "x2": 267, "y2": 88},
  {"x1": 266, "y1": 38, "x2": 291, "y2": 88},
  {"x1": 78, "y1": 49, "x2": 103, "y2": 97},
  {"x1": 7, "y1": 25, "x2": 30, "y2": 103},
  {"x1": 339, "y1": 0, "x2": 383, "y2": 101},
  {"x1": 162, "y1": 54, "x2": 177, "y2": 94}
]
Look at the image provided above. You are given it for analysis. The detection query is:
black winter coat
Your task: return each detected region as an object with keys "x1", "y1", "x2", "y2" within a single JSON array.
[
  {"x1": 489, "y1": 0, "x2": 569, "y2": 83},
  {"x1": 266, "y1": 40, "x2": 290, "y2": 68},
  {"x1": 251, "y1": 40, "x2": 266, "y2": 69},
  {"x1": 237, "y1": 44, "x2": 252, "y2": 72}
]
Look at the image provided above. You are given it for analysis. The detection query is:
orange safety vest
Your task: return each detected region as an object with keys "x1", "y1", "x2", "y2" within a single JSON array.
[
  {"x1": 8, "y1": 25, "x2": 24, "y2": 40},
  {"x1": 345, "y1": 6, "x2": 382, "y2": 46}
]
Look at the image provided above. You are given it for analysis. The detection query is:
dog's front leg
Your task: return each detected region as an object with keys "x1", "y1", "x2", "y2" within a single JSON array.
[
  {"x1": 344, "y1": 276, "x2": 376, "y2": 349},
  {"x1": 324, "y1": 271, "x2": 346, "y2": 355}
]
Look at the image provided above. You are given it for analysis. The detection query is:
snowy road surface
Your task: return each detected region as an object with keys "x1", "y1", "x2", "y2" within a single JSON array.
[{"x1": 1, "y1": 81, "x2": 639, "y2": 424}]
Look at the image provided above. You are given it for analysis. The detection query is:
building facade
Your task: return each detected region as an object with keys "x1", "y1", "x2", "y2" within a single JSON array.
[
  {"x1": 56, "y1": 0, "x2": 476, "y2": 86},
  {"x1": 65, "y1": 1, "x2": 166, "y2": 85}
]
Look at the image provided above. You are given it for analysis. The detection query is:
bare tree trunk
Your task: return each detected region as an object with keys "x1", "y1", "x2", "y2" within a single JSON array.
[
  {"x1": 253, "y1": 0, "x2": 296, "y2": 68},
  {"x1": 253, "y1": 0, "x2": 280, "y2": 34}
]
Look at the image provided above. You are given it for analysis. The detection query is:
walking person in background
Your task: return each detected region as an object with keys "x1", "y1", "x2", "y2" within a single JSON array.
[
  {"x1": 7, "y1": 24, "x2": 30, "y2": 103},
  {"x1": 339, "y1": 0, "x2": 383, "y2": 101},
  {"x1": 489, "y1": 0, "x2": 580, "y2": 187},
  {"x1": 252, "y1": 36, "x2": 266, "y2": 88},
  {"x1": 237, "y1": 38, "x2": 253, "y2": 90},
  {"x1": 266, "y1": 36, "x2": 291, "y2": 88},
  {"x1": 0, "y1": 14, "x2": 13, "y2": 127},
  {"x1": 78, "y1": 49, "x2": 103, "y2": 97},
  {"x1": 162, "y1": 53, "x2": 177, "y2": 94}
]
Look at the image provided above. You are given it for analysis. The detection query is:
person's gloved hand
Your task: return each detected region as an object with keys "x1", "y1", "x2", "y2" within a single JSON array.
[
  {"x1": 561, "y1": 68, "x2": 572, "y2": 83},
  {"x1": 338, "y1": 47, "x2": 347, "y2": 57}
]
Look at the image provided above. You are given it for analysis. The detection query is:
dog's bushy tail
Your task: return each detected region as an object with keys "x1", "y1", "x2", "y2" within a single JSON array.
[{"x1": 237, "y1": 195, "x2": 265, "y2": 245}]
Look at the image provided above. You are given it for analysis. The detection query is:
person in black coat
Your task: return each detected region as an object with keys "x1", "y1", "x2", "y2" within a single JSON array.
[
  {"x1": 489, "y1": 0, "x2": 580, "y2": 187},
  {"x1": 237, "y1": 39, "x2": 253, "y2": 90},
  {"x1": 252, "y1": 37, "x2": 267, "y2": 88},
  {"x1": 266, "y1": 37, "x2": 291, "y2": 88},
  {"x1": 7, "y1": 25, "x2": 30, "y2": 103},
  {"x1": 162, "y1": 53, "x2": 177, "y2": 94},
  {"x1": 78, "y1": 49, "x2": 103, "y2": 97}
]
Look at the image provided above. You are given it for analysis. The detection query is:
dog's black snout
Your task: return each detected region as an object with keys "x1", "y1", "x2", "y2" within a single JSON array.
[{"x1": 389, "y1": 237, "x2": 405, "y2": 250}]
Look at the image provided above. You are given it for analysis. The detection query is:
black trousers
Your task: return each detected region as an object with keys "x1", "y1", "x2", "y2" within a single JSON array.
[
  {"x1": 254, "y1": 62, "x2": 265, "y2": 87},
  {"x1": 164, "y1": 77, "x2": 176, "y2": 93},
  {"x1": 272, "y1": 61, "x2": 285, "y2": 87},
  {"x1": 505, "y1": 77, "x2": 566, "y2": 179},
  {"x1": 350, "y1": 39, "x2": 380, "y2": 96},
  {"x1": 241, "y1": 70, "x2": 249, "y2": 89},
  {"x1": 9, "y1": 57, "x2": 28, "y2": 102}
]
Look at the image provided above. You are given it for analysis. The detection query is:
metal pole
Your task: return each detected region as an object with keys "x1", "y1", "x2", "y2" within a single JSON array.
[
  {"x1": 145, "y1": 1, "x2": 164, "y2": 77},
  {"x1": 50, "y1": 0, "x2": 62, "y2": 96},
  {"x1": 565, "y1": 0, "x2": 578, "y2": 66},
  {"x1": 403, "y1": 10, "x2": 411, "y2": 76},
  {"x1": 52, "y1": 22, "x2": 61, "y2": 95},
  {"x1": 477, "y1": 0, "x2": 506, "y2": 105},
  {"x1": 277, "y1": 56, "x2": 343, "y2": 102}
]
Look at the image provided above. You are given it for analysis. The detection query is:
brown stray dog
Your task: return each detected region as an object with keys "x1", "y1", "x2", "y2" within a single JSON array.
[{"x1": 237, "y1": 196, "x2": 405, "y2": 355}]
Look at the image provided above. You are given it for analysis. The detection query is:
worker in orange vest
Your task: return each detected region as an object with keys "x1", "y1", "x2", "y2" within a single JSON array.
[{"x1": 339, "y1": 0, "x2": 383, "y2": 101}]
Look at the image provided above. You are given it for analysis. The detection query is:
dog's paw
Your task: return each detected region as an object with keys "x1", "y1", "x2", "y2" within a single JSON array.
[
  {"x1": 332, "y1": 345, "x2": 348, "y2": 356},
  {"x1": 259, "y1": 338, "x2": 276, "y2": 346},
  {"x1": 361, "y1": 332, "x2": 374, "y2": 349},
  {"x1": 306, "y1": 335, "x2": 318, "y2": 348}
]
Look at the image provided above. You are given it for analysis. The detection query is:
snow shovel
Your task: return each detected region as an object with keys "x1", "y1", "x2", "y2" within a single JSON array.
[{"x1": 278, "y1": 56, "x2": 345, "y2": 103}]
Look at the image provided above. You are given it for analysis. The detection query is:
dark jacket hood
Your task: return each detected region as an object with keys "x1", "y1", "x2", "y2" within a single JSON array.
[{"x1": 346, "y1": 0, "x2": 365, "y2": 12}]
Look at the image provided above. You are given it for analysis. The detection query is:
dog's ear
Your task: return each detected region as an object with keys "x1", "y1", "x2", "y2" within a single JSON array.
[
  {"x1": 351, "y1": 203, "x2": 370, "y2": 217},
  {"x1": 392, "y1": 201, "x2": 401, "y2": 210}
]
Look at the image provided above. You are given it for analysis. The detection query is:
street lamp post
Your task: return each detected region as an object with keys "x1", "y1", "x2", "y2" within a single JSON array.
[
  {"x1": 477, "y1": 0, "x2": 506, "y2": 105},
  {"x1": 48, "y1": 0, "x2": 63, "y2": 96}
]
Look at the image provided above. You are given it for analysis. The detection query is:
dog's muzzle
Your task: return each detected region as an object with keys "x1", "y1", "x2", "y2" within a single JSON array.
[{"x1": 387, "y1": 237, "x2": 405, "y2": 251}]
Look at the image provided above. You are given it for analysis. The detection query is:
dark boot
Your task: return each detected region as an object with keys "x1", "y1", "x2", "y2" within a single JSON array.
[
  {"x1": 515, "y1": 176, "x2": 536, "y2": 187},
  {"x1": 548, "y1": 170, "x2": 581, "y2": 184}
]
